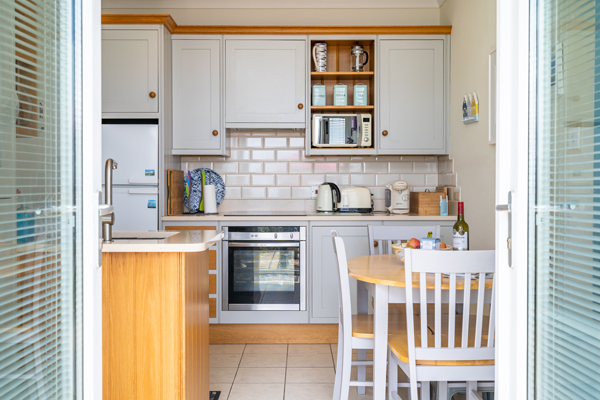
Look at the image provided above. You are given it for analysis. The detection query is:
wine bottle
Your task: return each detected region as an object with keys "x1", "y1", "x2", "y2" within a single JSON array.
[{"x1": 453, "y1": 202, "x2": 469, "y2": 250}]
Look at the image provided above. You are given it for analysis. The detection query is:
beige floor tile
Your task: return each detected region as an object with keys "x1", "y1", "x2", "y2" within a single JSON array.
[
  {"x1": 210, "y1": 368, "x2": 238, "y2": 384},
  {"x1": 243, "y1": 344, "x2": 287, "y2": 354},
  {"x1": 209, "y1": 383, "x2": 232, "y2": 400},
  {"x1": 348, "y1": 386, "x2": 374, "y2": 400},
  {"x1": 210, "y1": 353, "x2": 243, "y2": 368},
  {"x1": 286, "y1": 367, "x2": 335, "y2": 383},
  {"x1": 287, "y1": 353, "x2": 334, "y2": 368},
  {"x1": 288, "y1": 344, "x2": 332, "y2": 354},
  {"x1": 239, "y1": 353, "x2": 287, "y2": 368},
  {"x1": 210, "y1": 344, "x2": 246, "y2": 354},
  {"x1": 350, "y1": 365, "x2": 373, "y2": 381},
  {"x1": 228, "y1": 383, "x2": 284, "y2": 400},
  {"x1": 234, "y1": 367, "x2": 286, "y2": 384},
  {"x1": 284, "y1": 383, "x2": 335, "y2": 400}
]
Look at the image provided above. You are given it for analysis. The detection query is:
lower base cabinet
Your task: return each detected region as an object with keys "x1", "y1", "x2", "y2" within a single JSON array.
[{"x1": 311, "y1": 226, "x2": 371, "y2": 321}]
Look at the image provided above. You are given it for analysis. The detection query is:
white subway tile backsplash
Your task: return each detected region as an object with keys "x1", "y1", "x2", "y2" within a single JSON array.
[
  {"x1": 276, "y1": 175, "x2": 301, "y2": 186},
  {"x1": 400, "y1": 174, "x2": 426, "y2": 186},
  {"x1": 239, "y1": 137, "x2": 263, "y2": 148},
  {"x1": 325, "y1": 174, "x2": 350, "y2": 186},
  {"x1": 292, "y1": 187, "x2": 312, "y2": 199},
  {"x1": 187, "y1": 162, "x2": 213, "y2": 170},
  {"x1": 413, "y1": 162, "x2": 438, "y2": 173},
  {"x1": 351, "y1": 174, "x2": 376, "y2": 186},
  {"x1": 301, "y1": 174, "x2": 326, "y2": 186},
  {"x1": 276, "y1": 150, "x2": 301, "y2": 161},
  {"x1": 252, "y1": 174, "x2": 275, "y2": 186},
  {"x1": 289, "y1": 162, "x2": 313, "y2": 174},
  {"x1": 227, "y1": 174, "x2": 251, "y2": 186},
  {"x1": 252, "y1": 150, "x2": 276, "y2": 161},
  {"x1": 230, "y1": 150, "x2": 251, "y2": 160},
  {"x1": 399, "y1": 156, "x2": 425, "y2": 162},
  {"x1": 313, "y1": 163, "x2": 337, "y2": 173},
  {"x1": 425, "y1": 174, "x2": 439, "y2": 186},
  {"x1": 213, "y1": 162, "x2": 239, "y2": 174},
  {"x1": 288, "y1": 137, "x2": 305, "y2": 148},
  {"x1": 389, "y1": 162, "x2": 413, "y2": 173},
  {"x1": 369, "y1": 187, "x2": 386, "y2": 200},
  {"x1": 225, "y1": 187, "x2": 242, "y2": 199},
  {"x1": 267, "y1": 187, "x2": 291, "y2": 199},
  {"x1": 239, "y1": 162, "x2": 263, "y2": 174},
  {"x1": 375, "y1": 174, "x2": 401, "y2": 186},
  {"x1": 339, "y1": 162, "x2": 363, "y2": 173},
  {"x1": 242, "y1": 187, "x2": 267, "y2": 199},
  {"x1": 264, "y1": 137, "x2": 288, "y2": 148},
  {"x1": 364, "y1": 162, "x2": 388, "y2": 173},
  {"x1": 230, "y1": 137, "x2": 239, "y2": 148},
  {"x1": 264, "y1": 162, "x2": 288, "y2": 174}
]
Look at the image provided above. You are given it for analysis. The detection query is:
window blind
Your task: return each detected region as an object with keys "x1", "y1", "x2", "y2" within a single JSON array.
[
  {"x1": 532, "y1": 0, "x2": 600, "y2": 398},
  {"x1": 0, "y1": 0, "x2": 82, "y2": 398}
]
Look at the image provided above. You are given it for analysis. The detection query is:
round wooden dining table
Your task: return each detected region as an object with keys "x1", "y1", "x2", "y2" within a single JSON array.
[{"x1": 346, "y1": 254, "x2": 492, "y2": 399}]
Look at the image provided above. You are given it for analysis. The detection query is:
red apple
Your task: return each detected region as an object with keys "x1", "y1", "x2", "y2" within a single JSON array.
[{"x1": 406, "y1": 238, "x2": 420, "y2": 249}]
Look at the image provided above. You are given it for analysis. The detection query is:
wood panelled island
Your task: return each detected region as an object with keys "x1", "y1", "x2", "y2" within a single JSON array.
[{"x1": 102, "y1": 230, "x2": 224, "y2": 400}]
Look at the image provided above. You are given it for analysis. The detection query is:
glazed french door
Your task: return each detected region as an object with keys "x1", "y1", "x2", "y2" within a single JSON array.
[{"x1": 0, "y1": 0, "x2": 84, "y2": 398}]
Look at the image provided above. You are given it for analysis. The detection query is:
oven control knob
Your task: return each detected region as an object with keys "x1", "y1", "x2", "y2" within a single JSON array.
[
  {"x1": 274, "y1": 233, "x2": 278, "y2": 239},
  {"x1": 290, "y1": 233, "x2": 294, "y2": 239}
]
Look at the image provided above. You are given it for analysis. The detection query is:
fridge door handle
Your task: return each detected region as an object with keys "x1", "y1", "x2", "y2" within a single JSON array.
[
  {"x1": 128, "y1": 179, "x2": 159, "y2": 185},
  {"x1": 128, "y1": 188, "x2": 159, "y2": 195}
]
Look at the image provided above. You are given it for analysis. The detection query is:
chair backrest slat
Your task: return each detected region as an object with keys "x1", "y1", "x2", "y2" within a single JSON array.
[
  {"x1": 367, "y1": 225, "x2": 441, "y2": 255},
  {"x1": 403, "y1": 248, "x2": 496, "y2": 368},
  {"x1": 331, "y1": 231, "x2": 353, "y2": 345}
]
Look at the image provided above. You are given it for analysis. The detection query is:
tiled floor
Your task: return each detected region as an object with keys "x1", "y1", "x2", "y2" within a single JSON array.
[{"x1": 209, "y1": 343, "x2": 386, "y2": 400}]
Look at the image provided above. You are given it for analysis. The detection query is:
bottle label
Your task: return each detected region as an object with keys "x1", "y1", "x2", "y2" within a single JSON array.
[{"x1": 453, "y1": 230, "x2": 468, "y2": 250}]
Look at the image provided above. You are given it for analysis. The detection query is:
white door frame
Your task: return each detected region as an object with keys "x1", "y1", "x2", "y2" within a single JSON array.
[
  {"x1": 82, "y1": 0, "x2": 103, "y2": 398},
  {"x1": 495, "y1": 0, "x2": 530, "y2": 398}
]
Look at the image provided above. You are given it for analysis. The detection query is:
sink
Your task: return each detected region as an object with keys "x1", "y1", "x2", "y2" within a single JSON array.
[{"x1": 112, "y1": 231, "x2": 178, "y2": 240}]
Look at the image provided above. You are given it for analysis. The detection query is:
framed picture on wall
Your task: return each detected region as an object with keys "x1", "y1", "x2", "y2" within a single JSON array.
[{"x1": 489, "y1": 48, "x2": 497, "y2": 144}]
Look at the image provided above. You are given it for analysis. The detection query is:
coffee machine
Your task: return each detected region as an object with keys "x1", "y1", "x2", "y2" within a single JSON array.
[{"x1": 385, "y1": 180, "x2": 410, "y2": 214}]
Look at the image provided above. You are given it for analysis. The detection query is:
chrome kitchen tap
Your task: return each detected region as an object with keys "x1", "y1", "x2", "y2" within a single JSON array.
[{"x1": 101, "y1": 158, "x2": 118, "y2": 243}]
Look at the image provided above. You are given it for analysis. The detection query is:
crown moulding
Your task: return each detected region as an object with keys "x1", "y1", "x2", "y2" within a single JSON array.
[{"x1": 101, "y1": 14, "x2": 452, "y2": 35}]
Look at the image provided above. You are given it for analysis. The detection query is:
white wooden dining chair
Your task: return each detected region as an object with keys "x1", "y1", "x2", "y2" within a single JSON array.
[
  {"x1": 387, "y1": 248, "x2": 496, "y2": 400},
  {"x1": 367, "y1": 225, "x2": 441, "y2": 255},
  {"x1": 331, "y1": 230, "x2": 415, "y2": 400}
]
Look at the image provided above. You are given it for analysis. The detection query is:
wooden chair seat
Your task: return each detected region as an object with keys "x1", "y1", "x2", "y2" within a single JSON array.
[{"x1": 351, "y1": 305, "x2": 420, "y2": 339}]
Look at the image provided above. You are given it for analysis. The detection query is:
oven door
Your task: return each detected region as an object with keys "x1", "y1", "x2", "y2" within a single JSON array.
[{"x1": 223, "y1": 241, "x2": 306, "y2": 311}]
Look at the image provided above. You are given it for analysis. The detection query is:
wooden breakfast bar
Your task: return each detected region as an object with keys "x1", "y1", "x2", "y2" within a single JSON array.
[{"x1": 347, "y1": 254, "x2": 493, "y2": 400}]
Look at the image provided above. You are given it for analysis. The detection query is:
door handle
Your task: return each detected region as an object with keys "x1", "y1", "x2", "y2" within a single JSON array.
[{"x1": 496, "y1": 191, "x2": 514, "y2": 268}]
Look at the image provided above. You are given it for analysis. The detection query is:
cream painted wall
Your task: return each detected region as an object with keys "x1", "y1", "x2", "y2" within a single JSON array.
[
  {"x1": 440, "y1": 0, "x2": 496, "y2": 250},
  {"x1": 101, "y1": 8, "x2": 440, "y2": 25}
]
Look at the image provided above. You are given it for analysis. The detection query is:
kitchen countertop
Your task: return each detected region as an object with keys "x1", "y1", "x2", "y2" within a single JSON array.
[
  {"x1": 161, "y1": 213, "x2": 456, "y2": 222},
  {"x1": 102, "y1": 230, "x2": 224, "y2": 253}
]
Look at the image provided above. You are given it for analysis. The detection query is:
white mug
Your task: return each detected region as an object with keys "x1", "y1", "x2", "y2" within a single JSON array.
[{"x1": 312, "y1": 42, "x2": 327, "y2": 72}]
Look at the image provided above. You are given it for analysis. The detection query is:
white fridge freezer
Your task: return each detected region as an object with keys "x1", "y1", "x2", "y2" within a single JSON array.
[{"x1": 102, "y1": 122, "x2": 159, "y2": 231}]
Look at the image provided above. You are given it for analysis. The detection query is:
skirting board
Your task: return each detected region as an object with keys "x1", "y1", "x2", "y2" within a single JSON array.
[{"x1": 210, "y1": 324, "x2": 338, "y2": 344}]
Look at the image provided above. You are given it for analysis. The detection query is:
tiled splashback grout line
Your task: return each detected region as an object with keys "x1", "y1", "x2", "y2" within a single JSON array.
[{"x1": 180, "y1": 132, "x2": 459, "y2": 204}]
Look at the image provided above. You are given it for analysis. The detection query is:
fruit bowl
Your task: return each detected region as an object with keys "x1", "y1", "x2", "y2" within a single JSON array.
[{"x1": 390, "y1": 243, "x2": 405, "y2": 262}]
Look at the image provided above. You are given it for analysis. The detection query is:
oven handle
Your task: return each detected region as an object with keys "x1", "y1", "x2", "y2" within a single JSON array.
[{"x1": 227, "y1": 242, "x2": 300, "y2": 248}]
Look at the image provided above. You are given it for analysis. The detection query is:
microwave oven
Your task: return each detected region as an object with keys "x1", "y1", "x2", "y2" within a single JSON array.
[{"x1": 312, "y1": 114, "x2": 372, "y2": 148}]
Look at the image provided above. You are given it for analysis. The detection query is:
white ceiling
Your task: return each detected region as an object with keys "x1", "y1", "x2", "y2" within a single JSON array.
[{"x1": 102, "y1": 0, "x2": 446, "y2": 9}]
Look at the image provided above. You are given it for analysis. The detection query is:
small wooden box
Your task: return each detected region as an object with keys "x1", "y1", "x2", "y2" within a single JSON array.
[{"x1": 410, "y1": 191, "x2": 447, "y2": 215}]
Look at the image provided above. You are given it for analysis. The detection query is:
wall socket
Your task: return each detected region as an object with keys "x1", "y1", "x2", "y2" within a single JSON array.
[
  {"x1": 311, "y1": 186, "x2": 319, "y2": 198},
  {"x1": 567, "y1": 127, "x2": 580, "y2": 150}
]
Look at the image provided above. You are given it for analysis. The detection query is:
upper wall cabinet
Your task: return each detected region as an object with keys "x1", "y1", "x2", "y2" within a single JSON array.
[
  {"x1": 102, "y1": 29, "x2": 159, "y2": 113},
  {"x1": 225, "y1": 39, "x2": 306, "y2": 128},
  {"x1": 378, "y1": 38, "x2": 448, "y2": 154},
  {"x1": 172, "y1": 39, "x2": 227, "y2": 155}
]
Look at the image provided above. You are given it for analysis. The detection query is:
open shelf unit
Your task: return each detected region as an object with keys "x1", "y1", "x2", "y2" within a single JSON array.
[{"x1": 308, "y1": 38, "x2": 376, "y2": 155}]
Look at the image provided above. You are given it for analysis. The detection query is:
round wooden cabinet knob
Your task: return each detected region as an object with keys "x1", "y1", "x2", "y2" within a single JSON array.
[
  {"x1": 212, "y1": 130, "x2": 219, "y2": 136},
  {"x1": 298, "y1": 103, "x2": 304, "y2": 109},
  {"x1": 374, "y1": 241, "x2": 379, "y2": 247},
  {"x1": 382, "y1": 130, "x2": 388, "y2": 136},
  {"x1": 149, "y1": 92, "x2": 156, "y2": 99}
]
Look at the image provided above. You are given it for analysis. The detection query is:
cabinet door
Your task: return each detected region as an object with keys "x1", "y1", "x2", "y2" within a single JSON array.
[
  {"x1": 311, "y1": 226, "x2": 370, "y2": 320},
  {"x1": 379, "y1": 39, "x2": 445, "y2": 154},
  {"x1": 172, "y1": 40, "x2": 221, "y2": 152},
  {"x1": 225, "y1": 40, "x2": 306, "y2": 124},
  {"x1": 102, "y1": 29, "x2": 159, "y2": 113}
]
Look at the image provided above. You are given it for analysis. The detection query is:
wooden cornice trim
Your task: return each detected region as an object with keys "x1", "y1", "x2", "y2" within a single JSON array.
[
  {"x1": 101, "y1": 14, "x2": 177, "y2": 33},
  {"x1": 101, "y1": 14, "x2": 451, "y2": 35}
]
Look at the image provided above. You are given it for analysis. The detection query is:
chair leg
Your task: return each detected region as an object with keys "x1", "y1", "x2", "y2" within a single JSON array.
[
  {"x1": 421, "y1": 381, "x2": 430, "y2": 400},
  {"x1": 340, "y1": 335, "x2": 352, "y2": 400},
  {"x1": 437, "y1": 381, "x2": 448, "y2": 400},
  {"x1": 387, "y1": 348, "x2": 398, "y2": 400},
  {"x1": 333, "y1": 326, "x2": 343, "y2": 400},
  {"x1": 467, "y1": 381, "x2": 480, "y2": 400},
  {"x1": 357, "y1": 348, "x2": 367, "y2": 395}
]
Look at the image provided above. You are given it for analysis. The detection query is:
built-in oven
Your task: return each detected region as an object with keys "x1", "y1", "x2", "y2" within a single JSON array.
[{"x1": 222, "y1": 226, "x2": 307, "y2": 311}]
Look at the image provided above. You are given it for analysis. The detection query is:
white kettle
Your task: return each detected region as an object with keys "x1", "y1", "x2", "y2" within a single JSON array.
[{"x1": 316, "y1": 182, "x2": 340, "y2": 212}]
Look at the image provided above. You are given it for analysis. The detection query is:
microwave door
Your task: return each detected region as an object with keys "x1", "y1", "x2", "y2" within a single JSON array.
[{"x1": 321, "y1": 117, "x2": 329, "y2": 145}]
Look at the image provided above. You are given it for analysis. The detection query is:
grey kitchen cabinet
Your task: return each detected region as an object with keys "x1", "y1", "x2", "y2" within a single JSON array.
[
  {"x1": 311, "y1": 226, "x2": 371, "y2": 321},
  {"x1": 102, "y1": 28, "x2": 159, "y2": 114},
  {"x1": 225, "y1": 39, "x2": 306, "y2": 128},
  {"x1": 172, "y1": 38, "x2": 228, "y2": 155},
  {"x1": 378, "y1": 38, "x2": 448, "y2": 154}
]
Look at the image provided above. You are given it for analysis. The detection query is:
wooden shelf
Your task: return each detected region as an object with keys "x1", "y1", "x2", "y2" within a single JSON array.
[
  {"x1": 311, "y1": 105, "x2": 374, "y2": 111},
  {"x1": 311, "y1": 71, "x2": 374, "y2": 79}
]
